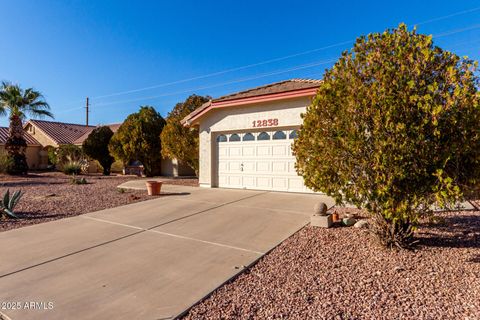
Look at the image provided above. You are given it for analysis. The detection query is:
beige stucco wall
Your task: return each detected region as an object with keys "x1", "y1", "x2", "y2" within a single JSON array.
[
  {"x1": 197, "y1": 96, "x2": 311, "y2": 187},
  {"x1": 24, "y1": 123, "x2": 58, "y2": 148},
  {"x1": 161, "y1": 158, "x2": 196, "y2": 177}
]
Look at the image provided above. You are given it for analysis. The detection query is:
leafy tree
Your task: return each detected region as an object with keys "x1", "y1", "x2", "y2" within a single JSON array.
[
  {"x1": 82, "y1": 126, "x2": 115, "y2": 175},
  {"x1": 293, "y1": 24, "x2": 480, "y2": 248},
  {"x1": 0, "y1": 82, "x2": 53, "y2": 174},
  {"x1": 109, "y1": 106, "x2": 166, "y2": 177},
  {"x1": 160, "y1": 94, "x2": 210, "y2": 175}
]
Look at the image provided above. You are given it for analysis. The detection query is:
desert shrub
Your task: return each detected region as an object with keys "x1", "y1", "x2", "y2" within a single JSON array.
[
  {"x1": 293, "y1": 24, "x2": 480, "y2": 249},
  {"x1": 70, "y1": 176, "x2": 87, "y2": 185},
  {"x1": 0, "y1": 189, "x2": 23, "y2": 218},
  {"x1": 62, "y1": 161, "x2": 82, "y2": 175},
  {"x1": 56, "y1": 144, "x2": 84, "y2": 167},
  {"x1": 0, "y1": 150, "x2": 13, "y2": 174},
  {"x1": 82, "y1": 126, "x2": 115, "y2": 175}
]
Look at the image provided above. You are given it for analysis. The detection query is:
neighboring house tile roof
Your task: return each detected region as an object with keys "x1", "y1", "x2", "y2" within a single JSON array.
[
  {"x1": 214, "y1": 78, "x2": 322, "y2": 102},
  {"x1": 73, "y1": 123, "x2": 123, "y2": 145},
  {"x1": 0, "y1": 127, "x2": 40, "y2": 145},
  {"x1": 26, "y1": 120, "x2": 95, "y2": 145},
  {"x1": 182, "y1": 78, "x2": 322, "y2": 125}
]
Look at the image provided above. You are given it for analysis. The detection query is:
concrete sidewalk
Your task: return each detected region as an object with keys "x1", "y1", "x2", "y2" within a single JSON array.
[{"x1": 0, "y1": 185, "x2": 334, "y2": 320}]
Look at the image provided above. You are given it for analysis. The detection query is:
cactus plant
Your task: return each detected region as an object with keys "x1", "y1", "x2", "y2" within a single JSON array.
[{"x1": 1, "y1": 189, "x2": 23, "y2": 218}]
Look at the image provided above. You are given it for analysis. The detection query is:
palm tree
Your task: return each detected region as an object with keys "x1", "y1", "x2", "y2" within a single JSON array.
[{"x1": 0, "y1": 82, "x2": 53, "y2": 174}]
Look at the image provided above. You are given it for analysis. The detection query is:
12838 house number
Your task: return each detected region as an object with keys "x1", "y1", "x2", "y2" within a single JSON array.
[{"x1": 252, "y1": 119, "x2": 278, "y2": 127}]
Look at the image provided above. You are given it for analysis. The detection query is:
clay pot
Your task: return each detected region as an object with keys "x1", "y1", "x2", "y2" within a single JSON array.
[
  {"x1": 145, "y1": 181, "x2": 162, "y2": 196},
  {"x1": 331, "y1": 212, "x2": 340, "y2": 222}
]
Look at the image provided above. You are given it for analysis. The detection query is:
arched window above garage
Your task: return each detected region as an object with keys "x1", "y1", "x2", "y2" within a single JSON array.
[
  {"x1": 258, "y1": 132, "x2": 270, "y2": 140},
  {"x1": 273, "y1": 131, "x2": 287, "y2": 140},
  {"x1": 217, "y1": 134, "x2": 227, "y2": 142},
  {"x1": 229, "y1": 133, "x2": 241, "y2": 142},
  {"x1": 289, "y1": 130, "x2": 298, "y2": 139},
  {"x1": 243, "y1": 133, "x2": 255, "y2": 141}
]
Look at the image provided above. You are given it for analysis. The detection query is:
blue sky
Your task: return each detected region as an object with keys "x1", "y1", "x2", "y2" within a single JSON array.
[{"x1": 0, "y1": 0, "x2": 479, "y2": 127}]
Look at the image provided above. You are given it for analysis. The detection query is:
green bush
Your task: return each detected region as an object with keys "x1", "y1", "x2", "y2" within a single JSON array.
[
  {"x1": 62, "y1": 161, "x2": 82, "y2": 175},
  {"x1": 82, "y1": 126, "x2": 115, "y2": 175},
  {"x1": 0, "y1": 150, "x2": 13, "y2": 174},
  {"x1": 109, "y1": 106, "x2": 166, "y2": 177},
  {"x1": 293, "y1": 24, "x2": 480, "y2": 249}
]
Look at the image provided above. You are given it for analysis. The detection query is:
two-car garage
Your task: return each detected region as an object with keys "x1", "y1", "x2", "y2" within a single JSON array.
[{"x1": 182, "y1": 79, "x2": 322, "y2": 193}]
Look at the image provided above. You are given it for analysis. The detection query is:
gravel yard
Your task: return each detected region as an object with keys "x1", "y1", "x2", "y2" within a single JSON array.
[
  {"x1": 183, "y1": 206, "x2": 480, "y2": 320},
  {"x1": 0, "y1": 172, "x2": 198, "y2": 232}
]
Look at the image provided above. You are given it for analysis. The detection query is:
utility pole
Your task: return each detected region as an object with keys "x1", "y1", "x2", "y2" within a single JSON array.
[{"x1": 85, "y1": 97, "x2": 89, "y2": 126}]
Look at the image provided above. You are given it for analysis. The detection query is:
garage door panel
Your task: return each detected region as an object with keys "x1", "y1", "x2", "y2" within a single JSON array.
[
  {"x1": 272, "y1": 162, "x2": 286, "y2": 173},
  {"x1": 257, "y1": 146, "x2": 271, "y2": 156},
  {"x1": 256, "y1": 162, "x2": 270, "y2": 172},
  {"x1": 229, "y1": 147, "x2": 241, "y2": 157},
  {"x1": 218, "y1": 147, "x2": 228, "y2": 157},
  {"x1": 242, "y1": 176, "x2": 255, "y2": 187},
  {"x1": 272, "y1": 178, "x2": 287, "y2": 189},
  {"x1": 242, "y1": 146, "x2": 255, "y2": 156},
  {"x1": 243, "y1": 161, "x2": 256, "y2": 172},
  {"x1": 256, "y1": 177, "x2": 271, "y2": 189},
  {"x1": 228, "y1": 175, "x2": 242, "y2": 186},
  {"x1": 229, "y1": 161, "x2": 242, "y2": 172},
  {"x1": 272, "y1": 145, "x2": 287, "y2": 156}
]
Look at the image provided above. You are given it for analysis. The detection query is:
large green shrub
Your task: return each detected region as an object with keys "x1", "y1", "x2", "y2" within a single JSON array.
[
  {"x1": 109, "y1": 106, "x2": 166, "y2": 177},
  {"x1": 293, "y1": 24, "x2": 480, "y2": 248},
  {"x1": 160, "y1": 95, "x2": 209, "y2": 175},
  {"x1": 82, "y1": 126, "x2": 115, "y2": 175},
  {"x1": 0, "y1": 150, "x2": 13, "y2": 174}
]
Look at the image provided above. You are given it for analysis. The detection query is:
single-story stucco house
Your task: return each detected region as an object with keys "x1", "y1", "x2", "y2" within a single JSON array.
[
  {"x1": 182, "y1": 78, "x2": 321, "y2": 193},
  {"x1": 14, "y1": 119, "x2": 193, "y2": 176}
]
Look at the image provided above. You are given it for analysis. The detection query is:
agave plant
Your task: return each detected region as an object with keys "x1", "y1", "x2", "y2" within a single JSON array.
[{"x1": 1, "y1": 189, "x2": 23, "y2": 218}]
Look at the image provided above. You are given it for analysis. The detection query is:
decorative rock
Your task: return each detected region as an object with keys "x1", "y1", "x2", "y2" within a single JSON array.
[
  {"x1": 342, "y1": 217, "x2": 357, "y2": 226},
  {"x1": 311, "y1": 214, "x2": 333, "y2": 228},
  {"x1": 313, "y1": 202, "x2": 328, "y2": 216},
  {"x1": 354, "y1": 220, "x2": 369, "y2": 229}
]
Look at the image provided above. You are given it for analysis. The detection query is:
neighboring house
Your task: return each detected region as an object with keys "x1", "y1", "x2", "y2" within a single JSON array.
[
  {"x1": 24, "y1": 120, "x2": 95, "y2": 169},
  {"x1": 182, "y1": 78, "x2": 321, "y2": 193},
  {"x1": 22, "y1": 119, "x2": 193, "y2": 176},
  {"x1": 0, "y1": 127, "x2": 43, "y2": 169}
]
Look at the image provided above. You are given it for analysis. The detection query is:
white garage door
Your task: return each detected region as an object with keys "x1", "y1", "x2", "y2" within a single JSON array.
[{"x1": 216, "y1": 129, "x2": 311, "y2": 193}]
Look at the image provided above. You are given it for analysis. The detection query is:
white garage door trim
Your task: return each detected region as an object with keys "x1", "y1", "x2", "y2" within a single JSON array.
[{"x1": 215, "y1": 128, "x2": 312, "y2": 193}]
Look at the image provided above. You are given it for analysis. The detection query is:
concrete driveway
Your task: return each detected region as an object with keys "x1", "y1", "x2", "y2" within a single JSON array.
[{"x1": 0, "y1": 184, "x2": 334, "y2": 320}]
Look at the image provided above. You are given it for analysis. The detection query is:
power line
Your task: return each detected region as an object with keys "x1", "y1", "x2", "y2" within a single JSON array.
[
  {"x1": 415, "y1": 6, "x2": 480, "y2": 26},
  {"x1": 81, "y1": 6, "x2": 480, "y2": 102},
  {"x1": 93, "y1": 58, "x2": 338, "y2": 107}
]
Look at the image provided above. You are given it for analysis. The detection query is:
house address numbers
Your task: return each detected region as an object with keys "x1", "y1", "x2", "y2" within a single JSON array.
[{"x1": 252, "y1": 118, "x2": 279, "y2": 128}]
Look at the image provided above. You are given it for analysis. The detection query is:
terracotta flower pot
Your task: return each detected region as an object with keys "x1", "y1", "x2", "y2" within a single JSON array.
[
  {"x1": 332, "y1": 212, "x2": 340, "y2": 222},
  {"x1": 145, "y1": 181, "x2": 162, "y2": 196}
]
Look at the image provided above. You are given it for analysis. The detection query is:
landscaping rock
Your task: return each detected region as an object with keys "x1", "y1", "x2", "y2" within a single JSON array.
[
  {"x1": 311, "y1": 214, "x2": 332, "y2": 228},
  {"x1": 342, "y1": 217, "x2": 356, "y2": 226},
  {"x1": 354, "y1": 220, "x2": 369, "y2": 229},
  {"x1": 313, "y1": 202, "x2": 328, "y2": 216}
]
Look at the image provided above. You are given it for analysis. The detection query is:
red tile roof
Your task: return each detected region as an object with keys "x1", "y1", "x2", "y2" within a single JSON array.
[
  {"x1": 73, "y1": 123, "x2": 123, "y2": 145},
  {"x1": 214, "y1": 79, "x2": 322, "y2": 102},
  {"x1": 26, "y1": 120, "x2": 95, "y2": 145},
  {"x1": 0, "y1": 127, "x2": 40, "y2": 145}
]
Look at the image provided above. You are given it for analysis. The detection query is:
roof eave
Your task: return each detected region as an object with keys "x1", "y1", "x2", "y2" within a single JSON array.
[{"x1": 183, "y1": 87, "x2": 318, "y2": 126}]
